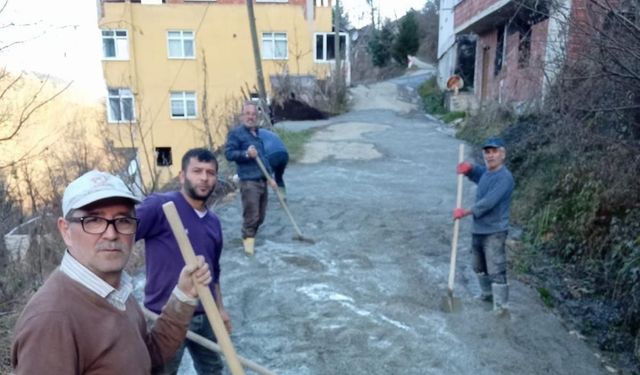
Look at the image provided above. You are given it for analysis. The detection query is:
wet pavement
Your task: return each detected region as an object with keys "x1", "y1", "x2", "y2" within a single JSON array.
[{"x1": 177, "y1": 72, "x2": 609, "y2": 374}]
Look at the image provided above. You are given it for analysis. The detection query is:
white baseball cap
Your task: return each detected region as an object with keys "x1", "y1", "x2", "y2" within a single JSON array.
[{"x1": 62, "y1": 170, "x2": 141, "y2": 217}]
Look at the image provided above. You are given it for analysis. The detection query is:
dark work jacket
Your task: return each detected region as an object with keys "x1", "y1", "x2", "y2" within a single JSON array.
[{"x1": 225, "y1": 124, "x2": 273, "y2": 181}]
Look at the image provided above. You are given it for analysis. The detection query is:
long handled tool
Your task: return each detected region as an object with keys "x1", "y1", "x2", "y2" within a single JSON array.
[
  {"x1": 143, "y1": 309, "x2": 277, "y2": 375},
  {"x1": 255, "y1": 156, "x2": 315, "y2": 244},
  {"x1": 162, "y1": 202, "x2": 246, "y2": 375},
  {"x1": 442, "y1": 144, "x2": 465, "y2": 313}
]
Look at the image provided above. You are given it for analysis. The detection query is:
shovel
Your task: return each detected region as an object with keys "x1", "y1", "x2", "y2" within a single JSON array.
[
  {"x1": 255, "y1": 156, "x2": 315, "y2": 244},
  {"x1": 162, "y1": 202, "x2": 246, "y2": 375},
  {"x1": 442, "y1": 144, "x2": 465, "y2": 313}
]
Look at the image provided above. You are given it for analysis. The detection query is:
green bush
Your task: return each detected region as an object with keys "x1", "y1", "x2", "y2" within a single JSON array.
[
  {"x1": 368, "y1": 23, "x2": 394, "y2": 68},
  {"x1": 440, "y1": 111, "x2": 466, "y2": 123},
  {"x1": 417, "y1": 77, "x2": 445, "y2": 114}
]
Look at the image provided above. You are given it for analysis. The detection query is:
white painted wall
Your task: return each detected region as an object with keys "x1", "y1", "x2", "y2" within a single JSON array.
[{"x1": 437, "y1": 0, "x2": 457, "y2": 90}]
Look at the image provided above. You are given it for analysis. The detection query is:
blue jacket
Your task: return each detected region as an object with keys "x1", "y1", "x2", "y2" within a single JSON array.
[
  {"x1": 225, "y1": 125, "x2": 273, "y2": 181},
  {"x1": 259, "y1": 129, "x2": 288, "y2": 157},
  {"x1": 467, "y1": 165, "x2": 514, "y2": 234}
]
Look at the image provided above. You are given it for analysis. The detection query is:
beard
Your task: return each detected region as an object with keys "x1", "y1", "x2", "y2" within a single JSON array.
[{"x1": 184, "y1": 177, "x2": 214, "y2": 202}]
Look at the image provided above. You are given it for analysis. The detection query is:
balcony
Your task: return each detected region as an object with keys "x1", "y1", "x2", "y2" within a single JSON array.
[{"x1": 454, "y1": 0, "x2": 549, "y2": 34}]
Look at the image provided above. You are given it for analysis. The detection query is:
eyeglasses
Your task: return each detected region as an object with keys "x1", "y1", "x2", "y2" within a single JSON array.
[{"x1": 67, "y1": 216, "x2": 139, "y2": 235}]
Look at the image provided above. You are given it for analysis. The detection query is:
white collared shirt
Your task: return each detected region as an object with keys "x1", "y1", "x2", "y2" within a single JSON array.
[
  {"x1": 60, "y1": 250, "x2": 133, "y2": 311},
  {"x1": 60, "y1": 250, "x2": 199, "y2": 308}
]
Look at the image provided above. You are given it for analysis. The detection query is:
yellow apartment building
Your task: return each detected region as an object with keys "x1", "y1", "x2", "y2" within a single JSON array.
[{"x1": 98, "y1": 0, "x2": 346, "y2": 191}]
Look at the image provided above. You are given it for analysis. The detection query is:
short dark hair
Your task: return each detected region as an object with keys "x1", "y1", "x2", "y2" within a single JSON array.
[{"x1": 181, "y1": 148, "x2": 218, "y2": 172}]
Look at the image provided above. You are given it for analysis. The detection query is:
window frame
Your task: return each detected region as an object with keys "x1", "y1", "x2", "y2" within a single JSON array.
[
  {"x1": 107, "y1": 88, "x2": 135, "y2": 123},
  {"x1": 261, "y1": 32, "x2": 288, "y2": 60},
  {"x1": 155, "y1": 147, "x2": 173, "y2": 167},
  {"x1": 170, "y1": 91, "x2": 198, "y2": 119},
  {"x1": 101, "y1": 29, "x2": 129, "y2": 60},
  {"x1": 313, "y1": 32, "x2": 348, "y2": 63},
  {"x1": 167, "y1": 30, "x2": 195, "y2": 59},
  {"x1": 494, "y1": 25, "x2": 506, "y2": 76}
]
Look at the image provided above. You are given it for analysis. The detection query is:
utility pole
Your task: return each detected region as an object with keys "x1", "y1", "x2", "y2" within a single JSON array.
[
  {"x1": 245, "y1": 0, "x2": 273, "y2": 127},
  {"x1": 333, "y1": 0, "x2": 342, "y2": 111}
]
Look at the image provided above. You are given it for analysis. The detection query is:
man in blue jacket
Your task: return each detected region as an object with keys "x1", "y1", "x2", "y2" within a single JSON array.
[
  {"x1": 259, "y1": 129, "x2": 289, "y2": 198},
  {"x1": 454, "y1": 137, "x2": 515, "y2": 315},
  {"x1": 225, "y1": 102, "x2": 277, "y2": 255}
]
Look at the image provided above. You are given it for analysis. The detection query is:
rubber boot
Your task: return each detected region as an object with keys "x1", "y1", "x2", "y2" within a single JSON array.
[
  {"x1": 278, "y1": 187, "x2": 287, "y2": 202},
  {"x1": 243, "y1": 237, "x2": 255, "y2": 256},
  {"x1": 476, "y1": 274, "x2": 493, "y2": 302},
  {"x1": 492, "y1": 283, "x2": 509, "y2": 316}
]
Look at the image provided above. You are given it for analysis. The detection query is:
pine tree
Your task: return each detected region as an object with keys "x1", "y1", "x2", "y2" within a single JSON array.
[
  {"x1": 392, "y1": 10, "x2": 420, "y2": 66},
  {"x1": 368, "y1": 22, "x2": 394, "y2": 67}
]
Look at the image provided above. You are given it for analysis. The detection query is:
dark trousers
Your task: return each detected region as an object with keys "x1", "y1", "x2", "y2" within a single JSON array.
[
  {"x1": 240, "y1": 179, "x2": 268, "y2": 238},
  {"x1": 471, "y1": 231, "x2": 508, "y2": 284},
  {"x1": 160, "y1": 314, "x2": 223, "y2": 375},
  {"x1": 268, "y1": 151, "x2": 289, "y2": 188}
]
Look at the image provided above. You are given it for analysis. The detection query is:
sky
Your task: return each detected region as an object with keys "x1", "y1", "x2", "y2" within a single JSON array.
[
  {"x1": 343, "y1": 0, "x2": 429, "y2": 28},
  {"x1": 0, "y1": 0, "x2": 429, "y2": 100},
  {"x1": 0, "y1": 0, "x2": 105, "y2": 101}
]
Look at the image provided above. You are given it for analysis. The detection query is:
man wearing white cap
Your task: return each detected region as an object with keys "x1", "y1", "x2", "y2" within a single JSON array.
[{"x1": 11, "y1": 170, "x2": 212, "y2": 374}]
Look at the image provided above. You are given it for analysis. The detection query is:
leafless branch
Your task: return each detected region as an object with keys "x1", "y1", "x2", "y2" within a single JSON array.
[{"x1": 0, "y1": 79, "x2": 72, "y2": 142}]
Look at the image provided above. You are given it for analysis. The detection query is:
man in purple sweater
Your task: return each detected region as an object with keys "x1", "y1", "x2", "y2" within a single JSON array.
[{"x1": 136, "y1": 148, "x2": 229, "y2": 375}]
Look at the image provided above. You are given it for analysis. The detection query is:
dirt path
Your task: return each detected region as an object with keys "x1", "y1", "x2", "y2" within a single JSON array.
[{"x1": 185, "y1": 71, "x2": 612, "y2": 374}]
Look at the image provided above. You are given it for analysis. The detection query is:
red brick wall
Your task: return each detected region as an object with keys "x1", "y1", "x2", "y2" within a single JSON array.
[
  {"x1": 454, "y1": 0, "x2": 502, "y2": 29},
  {"x1": 565, "y1": 0, "x2": 607, "y2": 63},
  {"x1": 475, "y1": 19, "x2": 548, "y2": 103},
  {"x1": 502, "y1": 19, "x2": 547, "y2": 102},
  {"x1": 166, "y1": 0, "x2": 309, "y2": 4}
]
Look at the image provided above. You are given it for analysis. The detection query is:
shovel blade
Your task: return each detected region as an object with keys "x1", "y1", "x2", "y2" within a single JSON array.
[
  {"x1": 441, "y1": 291, "x2": 462, "y2": 313},
  {"x1": 292, "y1": 234, "x2": 315, "y2": 244}
]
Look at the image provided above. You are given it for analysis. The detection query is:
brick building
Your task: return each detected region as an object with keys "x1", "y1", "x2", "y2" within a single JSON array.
[{"x1": 440, "y1": 0, "x2": 590, "y2": 108}]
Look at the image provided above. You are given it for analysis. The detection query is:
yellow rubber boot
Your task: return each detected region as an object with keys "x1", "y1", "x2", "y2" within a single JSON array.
[{"x1": 243, "y1": 237, "x2": 255, "y2": 255}]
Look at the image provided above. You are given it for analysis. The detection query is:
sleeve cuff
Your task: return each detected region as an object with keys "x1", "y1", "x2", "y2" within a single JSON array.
[{"x1": 172, "y1": 286, "x2": 199, "y2": 306}]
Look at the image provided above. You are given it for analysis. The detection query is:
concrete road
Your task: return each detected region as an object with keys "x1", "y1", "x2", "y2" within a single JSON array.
[{"x1": 180, "y1": 71, "x2": 609, "y2": 374}]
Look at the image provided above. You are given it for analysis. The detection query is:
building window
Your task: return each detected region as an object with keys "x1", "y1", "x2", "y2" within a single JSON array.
[
  {"x1": 314, "y1": 33, "x2": 347, "y2": 62},
  {"x1": 155, "y1": 147, "x2": 172, "y2": 166},
  {"x1": 167, "y1": 30, "x2": 195, "y2": 59},
  {"x1": 494, "y1": 26, "x2": 505, "y2": 76},
  {"x1": 107, "y1": 88, "x2": 135, "y2": 123},
  {"x1": 102, "y1": 29, "x2": 129, "y2": 60},
  {"x1": 262, "y1": 32, "x2": 288, "y2": 60},
  {"x1": 518, "y1": 26, "x2": 532, "y2": 68},
  {"x1": 170, "y1": 91, "x2": 197, "y2": 119}
]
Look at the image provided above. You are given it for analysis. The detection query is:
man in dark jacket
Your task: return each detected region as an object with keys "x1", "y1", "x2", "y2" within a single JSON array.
[
  {"x1": 454, "y1": 137, "x2": 515, "y2": 315},
  {"x1": 225, "y1": 102, "x2": 277, "y2": 255}
]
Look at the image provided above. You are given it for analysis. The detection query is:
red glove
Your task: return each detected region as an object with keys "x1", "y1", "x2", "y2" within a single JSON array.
[
  {"x1": 456, "y1": 162, "x2": 472, "y2": 175},
  {"x1": 453, "y1": 208, "x2": 466, "y2": 220}
]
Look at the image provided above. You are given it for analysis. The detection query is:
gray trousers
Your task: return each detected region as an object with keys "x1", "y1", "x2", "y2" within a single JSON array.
[
  {"x1": 471, "y1": 231, "x2": 508, "y2": 284},
  {"x1": 240, "y1": 180, "x2": 268, "y2": 238}
]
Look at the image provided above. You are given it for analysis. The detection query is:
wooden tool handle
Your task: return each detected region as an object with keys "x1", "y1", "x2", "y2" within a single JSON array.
[
  {"x1": 254, "y1": 156, "x2": 305, "y2": 238},
  {"x1": 143, "y1": 308, "x2": 277, "y2": 375},
  {"x1": 162, "y1": 202, "x2": 246, "y2": 375},
  {"x1": 448, "y1": 144, "x2": 465, "y2": 293}
]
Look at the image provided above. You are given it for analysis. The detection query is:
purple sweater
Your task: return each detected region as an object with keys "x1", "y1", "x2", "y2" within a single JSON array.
[{"x1": 136, "y1": 191, "x2": 223, "y2": 314}]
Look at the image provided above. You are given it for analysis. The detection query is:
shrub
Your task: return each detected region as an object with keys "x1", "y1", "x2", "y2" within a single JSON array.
[{"x1": 417, "y1": 77, "x2": 445, "y2": 114}]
